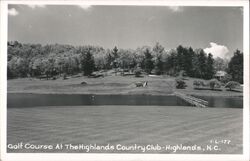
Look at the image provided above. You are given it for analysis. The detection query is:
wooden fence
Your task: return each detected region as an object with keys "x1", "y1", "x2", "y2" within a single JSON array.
[{"x1": 175, "y1": 92, "x2": 208, "y2": 108}]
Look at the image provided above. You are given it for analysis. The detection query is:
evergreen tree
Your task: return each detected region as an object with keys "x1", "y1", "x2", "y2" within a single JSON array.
[
  {"x1": 81, "y1": 49, "x2": 95, "y2": 76},
  {"x1": 228, "y1": 49, "x2": 243, "y2": 84},
  {"x1": 112, "y1": 46, "x2": 119, "y2": 69},
  {"x1": 197, "y1": 49, "x2": 207, "y2": 79},
  {"x1": 112, "y1": 46, "x2": 119, "y2": 59},
  {"x1": 185, "y1": 47, "x2": 194, "y2": 76},
  {"x1": 176, "y1": 45, "x2": 194, "y2": 77},
  {"x1": 206, "y1": 53, "x2": 215, "y2": 79},
  {"x1": 165, "y1": 50, "x2": 178, "y2": 76},
  {"x1": 155, "y1": 55, "x2": 164, "y2": 75},
  {"x1": 176, "y1": 45, "x2": 185, "y2": 71},
  {"x1": 105, "y1": 53, "x2": 113, "y2": 69},
  {"x1": 144, "y1": 48, "x2": 154, "y2": 74},
  {"x1": 153, "y1": 42, "x2": 164, "y2": 54}
]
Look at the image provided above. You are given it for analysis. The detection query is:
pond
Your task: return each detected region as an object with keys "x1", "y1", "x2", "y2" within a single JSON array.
[
  {"x1": 195, "y1": 96, "x2": 243, "y2": 108},
  {"x1": 7, "y1": 93, "x2": 190, "y2": 108},
  {"x1": 7, "y1": 93, "x2": 243, "y2": 108}
]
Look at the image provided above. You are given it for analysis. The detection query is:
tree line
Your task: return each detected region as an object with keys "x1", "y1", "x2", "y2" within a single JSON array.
[{"x1": 7, "y1": 41, "x2": 243, "y2": 83}]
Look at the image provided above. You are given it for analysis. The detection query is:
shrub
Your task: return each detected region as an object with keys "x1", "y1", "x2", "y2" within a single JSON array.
[
  {"x1": 176, "y1": 78, "x2": 187, "y2": 89},
  {"x1": 225, "y1": 81, "x2": 240, "y2": 91},
  {"x1": 81, "y1": 81, "x2": 87, "y2": 85},
  {"x1": 209, "y1": 79, "x2": 221, "y2": 90},
  {"x1": 154, "y1": 68, "x2": 162, "y2": 75},
  {"x1": 63, "y1": 74, "x2": 68, "y2": 80},
  {"x1": 193, "y1": 80, "x2": 205, "y2": 88},
  {"x1": 179, "y1": 70, "x2": 187, "y2": 77},
  {"x1": 193, "y1": 80, "x2": 201, "y2": 87},
  {"x1": 220, "y1": 74, "x2": 232, "y2": 84},
  {"x1": 135, "y1": 69, "x2": 142, "y2": 77}
]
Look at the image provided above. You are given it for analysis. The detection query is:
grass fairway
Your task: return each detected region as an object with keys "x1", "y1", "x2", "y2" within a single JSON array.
[
  {"x1": 7, "y1": 75, "x2": 243, "y2": 97},
  {"x1": 7, "y1": 106, "x2": 242, "y2": 154},
  {"x1": 7, "y1": 75, "x2": 175, "y2": 95}
]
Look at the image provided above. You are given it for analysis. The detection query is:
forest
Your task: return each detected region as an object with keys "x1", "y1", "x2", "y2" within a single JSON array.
[{"x1": 7, "y1": 41, "x2": 243, "y2": 84}]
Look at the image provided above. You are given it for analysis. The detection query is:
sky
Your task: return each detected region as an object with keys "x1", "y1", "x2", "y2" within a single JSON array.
[{"x1": 8, "y1": 5, "x2": 243, "y2": 59}]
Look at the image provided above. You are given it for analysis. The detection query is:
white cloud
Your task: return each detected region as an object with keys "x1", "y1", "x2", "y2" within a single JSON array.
[
  {"x1": 204, "y1": 42, "x2": 230, "y2": 59},
  {"x1": 8, "y1": 8, "x2": 19, "y2": 16},
  {"x1": 78, "y1": 5, "x2": 92, "y2": 11},
  {"x1": 168, "y1": 6, "x2": 183, "y2": 12},
  {"x1": 27, "y1": 5, "x2": 46, "y2": 9}
]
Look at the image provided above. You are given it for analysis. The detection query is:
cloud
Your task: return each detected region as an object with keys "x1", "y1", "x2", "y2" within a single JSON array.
[
  {"x1": 27, "y1": 5, "x2": 46, "y2": 9},
  {"x1": 8, "y1": 8, "x2": 19, "y2": 16},
  {"x1": 204, "y1": 42, "x2": 230, "y2": 59},
  {"x1": 168, "y1": 6, "x2": 183, "y2": 12},
  {"x1": 78, "y1": 5, "x2": 92, "y2": 11}
]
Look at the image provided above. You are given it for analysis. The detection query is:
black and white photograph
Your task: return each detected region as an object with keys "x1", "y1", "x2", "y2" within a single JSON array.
[{"x1": 0, "y1": 0, "x2": 249, "y2": 161}]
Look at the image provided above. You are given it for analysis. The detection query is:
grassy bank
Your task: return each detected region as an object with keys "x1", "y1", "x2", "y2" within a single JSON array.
[
  {"x1": 7, "y1": 105, "x2": 242, "y2": 153},
  {"x1": 7, "y1": 75, "x2": 243, "y2": 97}
]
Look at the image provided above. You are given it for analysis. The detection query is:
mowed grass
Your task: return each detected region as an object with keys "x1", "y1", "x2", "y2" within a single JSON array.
[
  {"x1": 7, "y1": 75, "x2": 175, "y2": 95},
  {"x1": 8, "y1": 75, "x2": 243, "y2": 97},
  {"x1": 7, "y1": 106, "x2": 242, "y2": 154}
]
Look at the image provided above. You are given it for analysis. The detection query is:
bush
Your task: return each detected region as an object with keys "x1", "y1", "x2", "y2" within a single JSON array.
[
  {"x1": 176, "y1": 78, "x2": 187, "y2": 89},
  {"x1": 193, "y1": 80, "x2": 205, "y2": 88},
  {"x1": 179, "y1": 70, "x2": 187, "y2": 77},
  {"x1": 63, "y1": 74, "x2": 66, "y2": 79},
  {"x1": 135, "y1": 69, "x2": 142, "y2": 77},
  {"x1": 220, "y1": 74, "x2": 232, "y2": 84},
  {"x1": 154, "y1": 68, "x2": 162, "y2": 75},
  {"x1": 209, "y1": 79, "x2": 221, "y2": 90},
  {"x1": 225, "y1": 81, "x2": 240, "y2": 91}
]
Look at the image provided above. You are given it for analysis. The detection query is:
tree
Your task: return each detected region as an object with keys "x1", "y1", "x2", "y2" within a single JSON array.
[
  {"x1": 176, "y1": 45, "x2": 185, "y2": 72},
  {"x1": 209, "y1": 79, "x2": 221, "y2": 90},
  {"x1": 105, "y1": 52, "x2": 113, "y2": 69},
  {"x1": 111, "y1": 46, "x2": 119, "y2": 71},
  {"x1": 153, "y1": 42, "x2": 164, "y2": 75},
  {"x1": 173, "y1": 45, "x2": 194, "y2": 77},
  {"x1": 214, "y1": 57, "x2": 228, "y2": 71},
  {"x1": 225, "y1": 81, "x2": 240, "y2": 91},
  {"x1": 143, "y1": 48, "x2": 154, "y2": 74},
  {"x1": 186, "y1": 47, "x2": 195, "y2": 76},
  {"x1": 205, "y1": 53, "x2": 215, "y2": 79},
  {"x1": 196, "y1": 49, "x2": 207, "y2": 79},
  {"x1": 175, "y1": 78, "x2": 187, "y2": 89},
  {"x1": 155, "y1": 55, "x2": 164, "y2": 75},
  {"x1": 193, "y1": 80, "x2": 205, "y2": 88},
  {"x1": 152, "y1": 42, "x2": 164, "y2": 55},
  {"x1": 165, "y1": 49, "x2": 178, "y2": 76},
  {"x1": 227, "y1": 49, "x2": 243, "y2": 84},
  {"x1": 81, "y1": 49, "x2": 95, "y2": 76},
  {"x1": 112, "y1": 46, "x2": 119, "y2": 59},
  {"x1": 93, "y1": 49, "x2": 106, "y2": 70},
  {"x1": 220, "y1": 73, "x2": 232, "y2": 84},
  {"x1": 117, "y1": 49, "x2": 134, "y2": 70}
]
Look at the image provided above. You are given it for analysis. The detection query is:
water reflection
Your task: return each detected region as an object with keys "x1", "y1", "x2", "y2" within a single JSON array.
[{"x1": 7, "y1": 93, "x2": 243, "y2": 108}]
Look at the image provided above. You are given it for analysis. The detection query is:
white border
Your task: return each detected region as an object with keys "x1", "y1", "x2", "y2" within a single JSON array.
[{"x1": 0, "y1": 1, "x2": 249, "y2": 161}]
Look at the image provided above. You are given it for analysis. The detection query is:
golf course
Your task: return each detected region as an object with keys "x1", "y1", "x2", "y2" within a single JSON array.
[{"x1": 7, "y1": 75, "x2": 243, "y2": 154}]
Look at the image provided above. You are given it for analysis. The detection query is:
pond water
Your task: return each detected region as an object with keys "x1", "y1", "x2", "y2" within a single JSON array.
[
  {"x1": 7, "y1": 93, "x2": 190, "y2": 108},
  {"x1": 7, "y1": 93, "x2": 243, "y2": 108},
  {"x1": 195, "y1": 96, "x2": 243, "y2": 108}
]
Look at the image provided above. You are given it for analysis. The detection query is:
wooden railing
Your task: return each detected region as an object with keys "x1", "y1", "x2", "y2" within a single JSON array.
[{"x1": 174, "y1": 92, "x2": 208, "y2": 108}]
